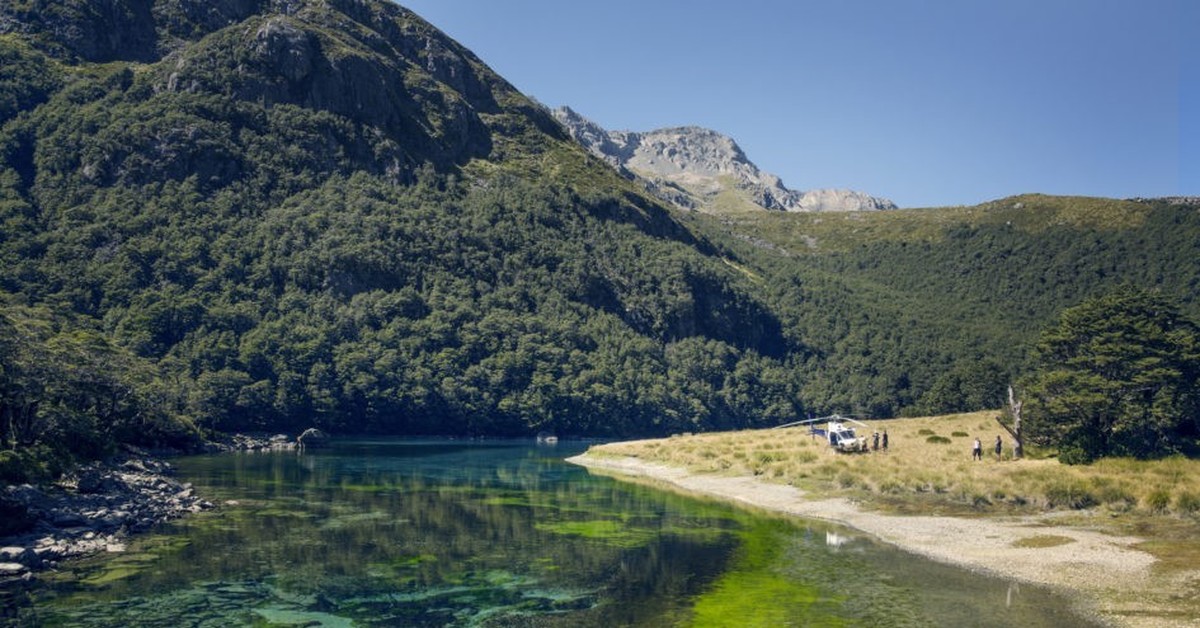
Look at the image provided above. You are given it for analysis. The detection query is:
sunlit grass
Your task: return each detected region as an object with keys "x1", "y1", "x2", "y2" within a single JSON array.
[{"x1": 588, "y1": 411, "x2": 1200, "y2": 518}]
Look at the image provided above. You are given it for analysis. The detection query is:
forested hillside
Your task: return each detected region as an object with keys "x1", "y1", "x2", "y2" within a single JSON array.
[
  {"x1": 1, "y1": 0, "x2": 1198, "y2": 469},
  {"x1": 0, "y1": 0, "x2": 801, "y2": 464},
  {"x1": 695, "y1": 194, "x2": 1200, "y2": 416}
]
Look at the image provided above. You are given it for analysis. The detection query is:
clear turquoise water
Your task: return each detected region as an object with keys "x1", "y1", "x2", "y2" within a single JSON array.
[{"x1": 5, "y1": 440, "x2": 1099, "y2": 626}]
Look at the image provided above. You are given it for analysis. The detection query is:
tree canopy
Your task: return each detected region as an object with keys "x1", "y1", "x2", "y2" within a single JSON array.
[{"x1": 1021, "y1": 289, "x2": 1200, "y2": 462}]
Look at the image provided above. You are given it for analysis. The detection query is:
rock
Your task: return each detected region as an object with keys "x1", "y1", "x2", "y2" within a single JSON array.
[
  {"x1": 297, "y1": 428, "x2": 330, "y2": 448},
  {"x1": 1, "y1": 453, "x2": 216, "y2": 580},
  {"x1": 0, "y1": 495, "x2": 35, "y2": 536},
  {"x1": 0, "y1": 562, "x2": 28, "y2": 576},
  {"x1": 253, "y1": 17, "x2": 318, "y2": 83},
  {"x1": 0, "y1": 546, "x2": 35, "y2": 566},
  {"x1": 51, "y1": 511, "x2": 87, "y2": 528},
  {"x1": 74, "y1": 468, "x2": 111, "y2": 494},
  {"x1": 796, "y1": 188, "x2": 898, "y2": 212},
  {"x1": 552, "y1": 106, "x2": 897, "y2": 213}
]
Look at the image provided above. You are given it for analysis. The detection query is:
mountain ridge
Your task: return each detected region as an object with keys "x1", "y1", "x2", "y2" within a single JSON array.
[{"x1": 552, "y1": 105, "x2": 896, "y2": 213}]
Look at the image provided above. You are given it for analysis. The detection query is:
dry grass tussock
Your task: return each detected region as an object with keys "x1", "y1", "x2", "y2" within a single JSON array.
[{"x1": 590, "y1": 411, "x2": 1200, "y2": 518}]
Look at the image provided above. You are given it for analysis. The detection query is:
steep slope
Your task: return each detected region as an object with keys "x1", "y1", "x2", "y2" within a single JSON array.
[
  {"x1": 552, "y1": 106, "x2": 896, "y2": 213},
  {"x1": 0, "y1": 0, "x2": 798, "y2": 444}
]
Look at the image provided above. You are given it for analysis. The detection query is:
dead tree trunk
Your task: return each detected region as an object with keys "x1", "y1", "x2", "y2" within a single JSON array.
[{"x1": 995, "y1": 385, "x2": 1023, "y2": 459}]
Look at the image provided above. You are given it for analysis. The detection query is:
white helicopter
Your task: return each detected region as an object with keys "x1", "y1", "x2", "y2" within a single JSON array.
[{"x1": 775, "y1": 414, "x2": 872, "y2": 453}]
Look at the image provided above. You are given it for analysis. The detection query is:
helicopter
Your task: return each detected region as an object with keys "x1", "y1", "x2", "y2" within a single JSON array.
[{"x1": 774, "y1": 414, "x2": 872, "y2": 453}]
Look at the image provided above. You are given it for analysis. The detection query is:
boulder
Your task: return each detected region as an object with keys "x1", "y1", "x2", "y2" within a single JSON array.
[
  {"x1": 0, "y1": 562, "x2": 28, "y2": 576},
  {"x1": 297, "y1": 428, "x2": 330, "y2": 448}
]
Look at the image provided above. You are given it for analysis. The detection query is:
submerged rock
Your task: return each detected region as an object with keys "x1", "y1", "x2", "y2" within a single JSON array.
[{"x1": 297, "y1": 428, "x2": 330, "y2": 448}]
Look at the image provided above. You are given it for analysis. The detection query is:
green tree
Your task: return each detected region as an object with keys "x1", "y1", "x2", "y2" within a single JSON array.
[{"x1": 1021, "y1": 289, "x2": 1200, "y2": 462}]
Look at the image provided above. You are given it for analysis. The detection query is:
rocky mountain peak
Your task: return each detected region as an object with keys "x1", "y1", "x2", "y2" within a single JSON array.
[{"x1": 552, "y1": 107, "x2": 896, "y2": 213}]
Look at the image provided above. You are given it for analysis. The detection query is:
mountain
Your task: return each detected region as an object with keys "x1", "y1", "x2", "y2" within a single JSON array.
[
  {"x1": 551, "y1": 106, "x2": 896, "y2": 213},
  {"x1": 1, "y1": 0, "x2": 1198, "y2": 473},
  {"x1": 0, "y1": 0, "x2": 800, "y2": 463}
]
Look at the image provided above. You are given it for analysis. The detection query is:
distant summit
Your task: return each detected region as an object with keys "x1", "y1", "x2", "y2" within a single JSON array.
[{"x1": 552, "y1": 107, "x2": 896, "y2": 213}]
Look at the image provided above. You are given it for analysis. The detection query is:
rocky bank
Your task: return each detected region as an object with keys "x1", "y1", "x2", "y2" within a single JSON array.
[
  {"x1": 0, "y1": 456, "x2": 213, "y2": 584},
  {"x1": 0, "y1": 434, "x2": 298, "y2": 586}
]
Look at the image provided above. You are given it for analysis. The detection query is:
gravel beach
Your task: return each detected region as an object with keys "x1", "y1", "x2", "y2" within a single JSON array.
[{"x1": 568, "y1": 454, "x2": 1197, "y2": 628}]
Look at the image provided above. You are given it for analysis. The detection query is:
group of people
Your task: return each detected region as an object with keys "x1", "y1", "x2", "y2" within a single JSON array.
[
  {"x1": 871, "y1": 430, "x2": 888, "y2": 452},
  {"x1": 972, "y1": 435, "x2": 1003, "y2": 461}
]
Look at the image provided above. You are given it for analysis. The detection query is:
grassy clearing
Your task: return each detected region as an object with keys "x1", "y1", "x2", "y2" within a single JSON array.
[
  {"x1": 588, "y1": 411, "x2": 1200, "y2": 520},
  {"x1": 587, "y1": 410, "x2": 1200, "y2": 613}
]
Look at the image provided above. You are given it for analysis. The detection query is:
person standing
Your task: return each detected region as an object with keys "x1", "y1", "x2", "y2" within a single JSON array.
[
  {"x1": 994, "y1": 435, "x2": 1003, "y2": 461},
  {"x1": 882, "y1": 430, "x2": 888, "y2": 451},
  {"x1": 972, "y1": 437, "x2": 982, "y2": 461},
  {"x1": 873, "y1": 431, "x2": 880, "y2": 451}
]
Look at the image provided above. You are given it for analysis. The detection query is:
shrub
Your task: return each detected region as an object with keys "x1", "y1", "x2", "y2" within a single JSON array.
[
  {"x1": 1057, "y1": 447, "x2": 1096, "y2": 466},
  {"x1": 1094, "y1": 485, "x2": 1137, "y2": 511},
  {"x1": 951, "y1": 431, "x2": 969, "y2": 437},
  {"x1": 0, "y1": 450, "x2": 30, "y2": 484},
  {"x1": 1175, "y1": 492, "x2": 1200, "y2": 515},
  {"x1": 917, "y1": 428, "x2": 935, "y2": 436},
  {"x1": 1043, "y1": 481, "x2": 1098, "y2": 509},
  {"x1": 925, "y1": 435, "x2": 951, "y2": 444},
  {"x1": 756, "y1": 453, "x2": 777, "y2": 465},
  {"x1": 1143, "y1": 489, "x2": 1171, "y2": 513},
  {"x1": 878, "y1": 479, "x2": 904, "y2": 494}
]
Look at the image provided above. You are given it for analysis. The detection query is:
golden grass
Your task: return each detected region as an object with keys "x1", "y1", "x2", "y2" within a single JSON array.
[
  {"x1": 589, "y1": 411, "x2": 1200, "y2": 519},
  {"x1": 587, "y1": 412, "x2": 1200, "y2": 624}
]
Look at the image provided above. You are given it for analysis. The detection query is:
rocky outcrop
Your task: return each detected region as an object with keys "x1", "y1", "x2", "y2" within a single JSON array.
[
  {"x1": 795, "y1": 188, "x2": 897, "y2": 212},
  {"x1": 0, "y1": 456, "x2": 214, "y2": 584},
  {"x1": 552, "y1": 106, "x2": 896, "y2": 213}
]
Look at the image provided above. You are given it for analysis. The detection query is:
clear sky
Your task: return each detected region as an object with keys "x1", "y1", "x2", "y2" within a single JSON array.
[{"x1": 400, "y1": 1, "x2": 1194, "y2": 208}]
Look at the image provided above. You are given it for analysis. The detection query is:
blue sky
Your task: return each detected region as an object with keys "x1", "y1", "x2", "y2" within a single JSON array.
[{"x1": 401, "y1": 1, "x2": 1194, "y2": 208}]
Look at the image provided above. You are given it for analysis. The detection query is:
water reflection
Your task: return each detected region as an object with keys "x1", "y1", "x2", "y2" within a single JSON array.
[{"x1": 9, "y1": 440, "x2": 1099, "y2": 627}]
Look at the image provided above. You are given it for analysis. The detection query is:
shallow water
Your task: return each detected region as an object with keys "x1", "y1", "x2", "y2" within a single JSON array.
[{"x1": 5, "y1": 440, "x2": 1099, "y2": 626}]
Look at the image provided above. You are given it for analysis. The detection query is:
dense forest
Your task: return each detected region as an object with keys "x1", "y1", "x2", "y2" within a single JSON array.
[
  {"x1": 1, "y1": 0, "x2": 1198, "y2": 474},
  {"x1": 696, "y1": 195, "x2": 1200, "y2": 417}
]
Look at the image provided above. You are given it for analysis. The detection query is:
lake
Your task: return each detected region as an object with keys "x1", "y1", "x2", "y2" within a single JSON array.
[{"x1": 7, "y1": 440, "x2": 1100, "y2": 626}]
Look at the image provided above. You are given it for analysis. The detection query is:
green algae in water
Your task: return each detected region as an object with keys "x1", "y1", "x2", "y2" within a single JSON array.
[
  {"x1": 534, "y1": 519, "x2": 657, "y2": 548},
  {"x1": 688, "y1": 519, "x2": 846, "y2": 627},
  {"x1": 14, "y1": 441, "x2": 1104, "y2": 628}
]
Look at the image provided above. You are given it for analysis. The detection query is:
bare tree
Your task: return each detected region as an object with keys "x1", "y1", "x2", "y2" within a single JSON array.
[{"x1": 995, "y1": 385, "x2": 1023, "y2": 459}]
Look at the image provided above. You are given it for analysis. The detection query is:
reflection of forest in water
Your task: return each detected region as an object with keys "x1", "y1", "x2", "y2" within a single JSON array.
[{"x1": 13, "y1": 441, "x2": 1100, "y2": 627}]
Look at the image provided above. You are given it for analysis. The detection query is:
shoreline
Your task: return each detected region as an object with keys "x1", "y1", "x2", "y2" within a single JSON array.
[
  {"x1": 0, "y1": 435, "x2": 296, "y2": 585},
  {"x1": 0, "y1": 455, "x2": 215, "y2": 585},
  {"x1": 567, "y1": 453, "x2": 1182, "y2": 628}
]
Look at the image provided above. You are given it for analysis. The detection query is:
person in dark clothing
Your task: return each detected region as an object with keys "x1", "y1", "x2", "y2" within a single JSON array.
[{"x1": 994, "y1": 435, "x2": 1003, "y2": 461}]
